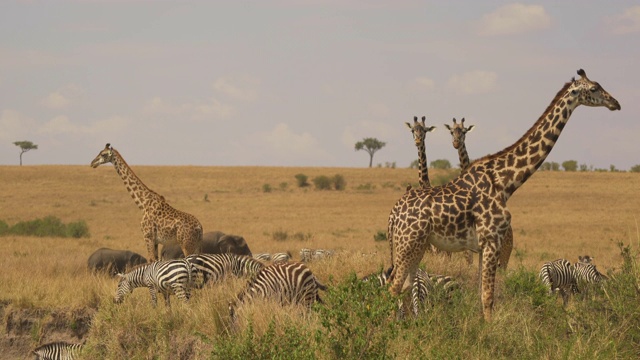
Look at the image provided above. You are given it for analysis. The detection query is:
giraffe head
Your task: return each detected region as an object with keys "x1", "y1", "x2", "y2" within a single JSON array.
[
  {"x1": 568, "y1": 69, "x2": 621, "y2": 111},
  {"x1": 444, "y1": 117, "x2": 474, "y2": 150},
  {"x1": 90, "y1": 143, "x2": 115, "y2": 168},
  {"x1": 405, "y1": 116, "x2": 436, "y2": 146}
]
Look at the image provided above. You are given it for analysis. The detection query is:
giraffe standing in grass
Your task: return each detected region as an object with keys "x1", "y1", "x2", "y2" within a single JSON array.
[
  {"x1": 388, "y1": 69, "x2": 620, "y2": 321},
  {"x1": 444, "y1": 118, "x2": 513, "y2": 269},
  {"x1": 91, "y1": 144, "x2": 203, "y2": 261}
]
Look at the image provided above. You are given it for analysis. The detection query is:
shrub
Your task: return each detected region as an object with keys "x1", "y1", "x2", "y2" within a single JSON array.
[
  {"x1": 294, "y1": 174, "x2": 309, "y2": 187},
  {"x1": 630, "y1": 164, "x2": 640, "y2": 173},
  {"x1": 2, "y1": 216, "x2": 90, "y2": 238},
  {"x1": 262, "y1": 184, "x2": 272, "y2": 193},
  {"x1": 279, "y1": 182, "x2": 288, "y2": 191},
  {"x1": 356, "y1": 183, "x2": 373, "y2": 191},
  {"x1": 373, "y1": 231, "x2": 387, "y2": 242},
  {"x1": 312, "y1": 176, "x2": 332, "y2": 190},
  {"x1": 430, "y1": 159, "x2": 451, "y2": 169},
  {"x1": 332, "y1": 174, "x2": 346, "y2": 191},
  {"x1": 503, "y1": 266, "x2": 552, "y2": 308},
  {"x1": 316, "y1": 273, "x2": 398, "y2": 359},
  {"x1": 272, "y1": 230, "x2": 288, "y2": 241},
  {"x1": 0, "y1": 220, "x2": 8, "y2": 235},
  {"x1": 66, "y1": 220, "x2": 90, "y2": 238}
]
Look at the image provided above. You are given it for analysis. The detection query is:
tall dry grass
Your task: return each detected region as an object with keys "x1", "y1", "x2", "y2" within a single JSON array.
[{"x1": 0, "y1": 165, "x2": 639, "y2": 358}]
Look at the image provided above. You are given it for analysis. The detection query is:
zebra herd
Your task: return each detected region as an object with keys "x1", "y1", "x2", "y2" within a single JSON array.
[{"x1": 539, "y1": 255, "x2": 608, "y2": 305}]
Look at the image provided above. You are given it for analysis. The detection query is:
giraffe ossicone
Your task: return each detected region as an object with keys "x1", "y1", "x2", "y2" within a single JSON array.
[{"x1": 388, "y1": 69, "x2": 620, "y2": 321}]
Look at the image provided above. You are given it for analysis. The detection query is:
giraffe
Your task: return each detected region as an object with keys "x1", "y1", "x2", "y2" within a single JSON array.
[
  {"x1": 406, "y1": 116, "x2": 437, "y2": 188},
  {"x1": 90, "y1": 144, "x2": 203, "y2": 261},
  {"x1": 405, "y1": 116, "x2": 446, "y2": 258},
  {"x1": 444, "y1": 118, "x2": 513, "y2": 269},
  {"x1": 388, "y1": 69, "x2": 620, "y2": 321}
]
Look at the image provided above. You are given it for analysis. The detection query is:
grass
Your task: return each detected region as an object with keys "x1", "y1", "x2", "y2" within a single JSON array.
[{"x1": 0, "y1": 165, "x2": 639, "y2": 358}]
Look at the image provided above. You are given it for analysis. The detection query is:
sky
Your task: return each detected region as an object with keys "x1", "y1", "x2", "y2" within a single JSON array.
[{"x1": 1, "y1": 1, "x2": 639, "y2": 170}]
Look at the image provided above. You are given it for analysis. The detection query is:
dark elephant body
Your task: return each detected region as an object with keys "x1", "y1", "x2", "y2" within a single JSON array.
[
  {"x1": 88, "y1": 248, "x2": 148, "y2": 276},
  {"x1": 161, "y1": 231, "x2": 252, "y2": 259}
]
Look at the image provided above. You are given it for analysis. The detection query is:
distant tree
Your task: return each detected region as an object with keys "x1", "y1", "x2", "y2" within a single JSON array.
[
  {"x1": 13, "y1": 141, "x2": 38, "y2": 166},
  {"x1": 610, "y1": 164, "x2": 619, "y2": 172},
  {"x1": 630, "y1": 164, "x2": 640, "y2": 173},
  {"x1": 430, "y1": 159, "x2": 451, "y2": 170},
  {"x1": 562, "y1": 160, "x2": 578, "y2": 172},
  {"x1": 550, "y1": 162, "x2": 560, "y2": 171},
  {"x1": 409, "y1": 159, "x2": 419, "y2": 169},
  {"x1": 355, "y1": 138, "x2": 386, "y2": 168},
  {"x1": 540, "y1": 162, "x2": 551, "y2": 171},
  {"x1": 579, "y1": 163, "x2": 590, "y2": 172}
]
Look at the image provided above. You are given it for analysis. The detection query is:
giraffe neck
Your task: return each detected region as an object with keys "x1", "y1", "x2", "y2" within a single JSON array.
[
  {"x1": 416, "y1": 141, "x2": 431, "y2": 188},
  {"x1": 111, "y1": 149, "x2": 163, "y2": 210},
  {"x1": 458, "y1": 143, "x2": 471, "y2": 171},
  {"x1": 471, "y1": 81, "x2": 578, "y2": 200}
]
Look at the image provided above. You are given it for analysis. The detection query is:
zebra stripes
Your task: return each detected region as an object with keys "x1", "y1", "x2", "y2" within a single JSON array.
[
  {"x1": 539, "y1": 259, "x2": 578, "y2": 305},
  {"x1": 573, "y1": 261, "x2": 607, "y2": 284},
  {"x1": 33, "y1": 341, "x2": 83, "y2": 360},
  {"x1": 300, "y1": 248, "x2": 335, "y2": 262},
  {"x1": 114, "y1": 259, "x2": 191, "y2": 307},
  {"x1": 361, "y1": 266, "x2": 458, "y2": 318},
  {"x1": 253, "y1": 253, "x2": 271, "y2": 261},
  {"x1": 229, "y1": 262, "x2": 327, "y2": 320},
  {"x1": 271, "y1": 251, "x2": 293, "y2": 264},
  {"x1": 186, "y1": 253, "x2": 264, "y2": 287}
]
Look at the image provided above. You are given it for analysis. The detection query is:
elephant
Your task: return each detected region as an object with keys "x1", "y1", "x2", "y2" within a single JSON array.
[
  {"x1": 161, "y1": 231, "x2": 252, "y2": 259},
  {"x1": 88, "y1": 248, "x2": 148, "y2": 276}
]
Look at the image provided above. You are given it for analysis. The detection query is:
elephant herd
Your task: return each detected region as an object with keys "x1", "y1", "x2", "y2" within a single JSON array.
[{"x1": 87, "y1": 230, "x2": 252, "y2": 276}]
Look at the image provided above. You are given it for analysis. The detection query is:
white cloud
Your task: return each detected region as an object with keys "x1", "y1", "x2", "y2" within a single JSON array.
[
  {"x1": 478, "y1": 3, "x2": 551, "y2": 36},
  {"x1": 38, "y1": 115, "x2": 128, "y2": 135},
  {"x1": 0, "y1": 109, "x2": 37, "y2": 141},
  {"x1": 446, "y1": 71, "x2": 498, "y2": 95},
  {"x1": 263, "y1": 123, "x2": 319, "y2": 154},
  {"x1": 143, "y1": 97, "x2": 234, "y2": 121},
  {"x1": 413, "y1": 77, "x2": 436, "y2": 91},
  {"x1": 213, "y1": 74, "x2": 261, "y2": 102},
  {"x1": 606, "y1": 6, "x2": 640, "y2": 34},
  {"x1": 40, "y1": 84, "x2": 83, "y2": 109}
]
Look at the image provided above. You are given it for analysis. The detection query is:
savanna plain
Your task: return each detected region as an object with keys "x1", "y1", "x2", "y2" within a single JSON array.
[{"x1": 1, "y1": 165, "x2": 639, "y2": 359}]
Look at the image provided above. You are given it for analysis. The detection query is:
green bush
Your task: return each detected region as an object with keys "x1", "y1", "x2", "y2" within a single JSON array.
[
  {"x1": 294, "y1": 174, "x2": 309, "y2": 187},
  {"x1": 316, "y1": 273, "x2": 398, "y2": 359},
  {"x1": 272, "y1": 230, "x2": 288, "y2": 241},
  {"x1": 211, "y1": 319, "x2": 316, "y2": 360},
  {"x1": 630, "y1": 164, "x2": 640, "y2": 173},
  {"x1": 332, "y1": 174, "x2": 346, "y2": 191},
  {"x1": 262, "y1": 184, "x2": 272, "y2": 193},
  {"x1": 312, "y1": 176, "x2": 332, "y2": 190},
  {"x1": 0, "y1": 216, "x2": 90, "y2": 238},
  {"x1": 373, "y1": 231, "x2": 387, "y2": 242},
  {"x1": 503, "y1": 266, "x2": 552, "y2": 308}
]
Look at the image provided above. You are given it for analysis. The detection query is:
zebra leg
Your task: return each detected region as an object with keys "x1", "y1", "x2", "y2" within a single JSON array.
[{"x1": 148, "y1": 286, "x2": 158, "y2": 307}]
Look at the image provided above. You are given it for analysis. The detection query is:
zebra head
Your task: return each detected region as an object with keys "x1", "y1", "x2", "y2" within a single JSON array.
[{"x1": 114, "y1": 273, "x2": 134, "y2": 304}]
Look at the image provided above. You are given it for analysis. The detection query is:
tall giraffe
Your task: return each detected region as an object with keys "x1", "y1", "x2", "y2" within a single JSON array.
[
  {"x1": 444, "y1": 118, "x2": 513, "y2": 269},
  {"x1": 406, "y1": 116, "x2": 437, "y2": 188},
  {"x1": 388, "y1": 69, "x2": 620, "y2": 321},
  {"x1": 90, "y1": 144, "x2": 203, "y2": 261}
]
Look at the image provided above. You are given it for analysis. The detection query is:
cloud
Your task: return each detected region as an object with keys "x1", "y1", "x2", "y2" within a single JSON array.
[
  {"x1": 606, "y1": 6, "x2": 640, "y2": 34},
  {"x1": 446, "y1": 71, "x2": 498, "y2": 94},
  {"x1": 37, "y1": 115, "x2": 128, "y2": 137},
  {"x1": 142, "y1": 96, "x2": 234, "y2": 121},
  {"x1": 213, "y1": 74, "x2": 261, "y2": 102},
  {"x1": 262, "y1": 123, "x2": 319, "y2": 154},
  {"x1": 0, "y1": 110, "x2": 37, "y2": 141},
  {"x1": 413, "y1": 77, "x2": 436, "y2": 91},
  {"x1": 40, "y1": 84, "x2": 83, "y2": 109},
  {"x1": 477, "y1": 3, "x2": 551, "y2": 36}
]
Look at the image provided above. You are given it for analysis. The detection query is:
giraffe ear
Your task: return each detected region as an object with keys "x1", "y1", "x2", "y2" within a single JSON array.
[
  {"x1": 444, "y1": 124, "x2": 452, "y2": 131},
  {"x1": 105, "y1": 143, "x2": 111, "y2": 149},
  {"x1": 466, "y1": 125, "x2": 475, "y2": 133},
  {"x1": 426, "y1": 126, "x2": 436, "y2": 133},
  {"x1": 405, "y1": 122, "x2": 413, "y2": 130}
]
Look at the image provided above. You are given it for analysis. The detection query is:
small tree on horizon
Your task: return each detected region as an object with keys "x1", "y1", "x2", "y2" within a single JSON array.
[
  {"x1": 430, "y1": 159, "x2": 451, "y2": 170},
  {"x1": 562, "y1": 160, "x2": 578, "y2": 172},
  {"x1": 355, "y1": 138, "x2": 386, "y2": 168},
  {"x1": 13, "y1": 141, "x2": 38, "y2": 166}
]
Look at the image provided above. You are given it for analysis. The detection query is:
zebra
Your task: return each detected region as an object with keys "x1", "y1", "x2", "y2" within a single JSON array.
[
  {"x1": 114, "y1": 259, "x2": 191, "y2": 307},
  {"x1": 299, "y1": 248, "x2": 313, "y2": 262},
  {"x1": 253, "y1": 253, "x2": 271, "y2": 262},
  {"x1": 312, "y1": 249, "x2": 335, "y2": 261},
  {"x1": 573, "y1": 259, "x2": 607, "y2": 284},
  {"x1": 361, "y1": 266, "x2": 458, "y2": 318},
  {"x1": 33, "y1": 341, "x2": 83, "y2": 360},
  {"x1": 271, "y1": 251, "x2": 293, "y2": 264},
  {"x1": 185, "y1": 253, "x2": 264, "y2": 287},
  {"x1": 229, "y1": 262, "x2": 327, "y2": 321},
  {"x1": 539, "y1": 259, "x2": 578, "y2": 305}
]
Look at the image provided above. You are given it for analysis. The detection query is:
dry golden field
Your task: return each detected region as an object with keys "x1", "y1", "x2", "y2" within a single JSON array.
[{"x1": 1, "y1": 165, "x2": 639, "y2": 358}]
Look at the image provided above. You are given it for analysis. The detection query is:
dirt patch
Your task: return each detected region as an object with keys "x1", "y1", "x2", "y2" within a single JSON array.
[{"x1": 1, "y1": 302, "x2": 95, "y2": 360}]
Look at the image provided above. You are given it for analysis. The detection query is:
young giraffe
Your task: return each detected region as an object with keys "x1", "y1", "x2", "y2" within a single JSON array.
[
  {"x1": 444, "y1": 118, "x2": 512, "y2": 269},
  {"x1": 90, "y1": 144, "x2": 203, "y2": 261},
  {"x1": 388, "y1": 69, "x2": 620, "y2": 321}
]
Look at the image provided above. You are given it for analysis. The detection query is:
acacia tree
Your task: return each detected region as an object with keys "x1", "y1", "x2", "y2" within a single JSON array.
[
  {"x1": 13, "y1": 141, "x2": 38, "y2": 166},
  {"x1": 355, "y1": 138, "x2": 386, "y2": 168}
]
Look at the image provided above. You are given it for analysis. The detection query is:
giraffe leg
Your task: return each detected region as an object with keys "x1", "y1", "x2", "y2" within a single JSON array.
[
  {"x1": 499, "y1": 227, "x2": 514, "y2": 270},
  {"x1": 144, "y1": 234, "x2": 158, "y2": 262},
  {"x1": 480, "y1": 238, "x2": 500, "y2": 322}
]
